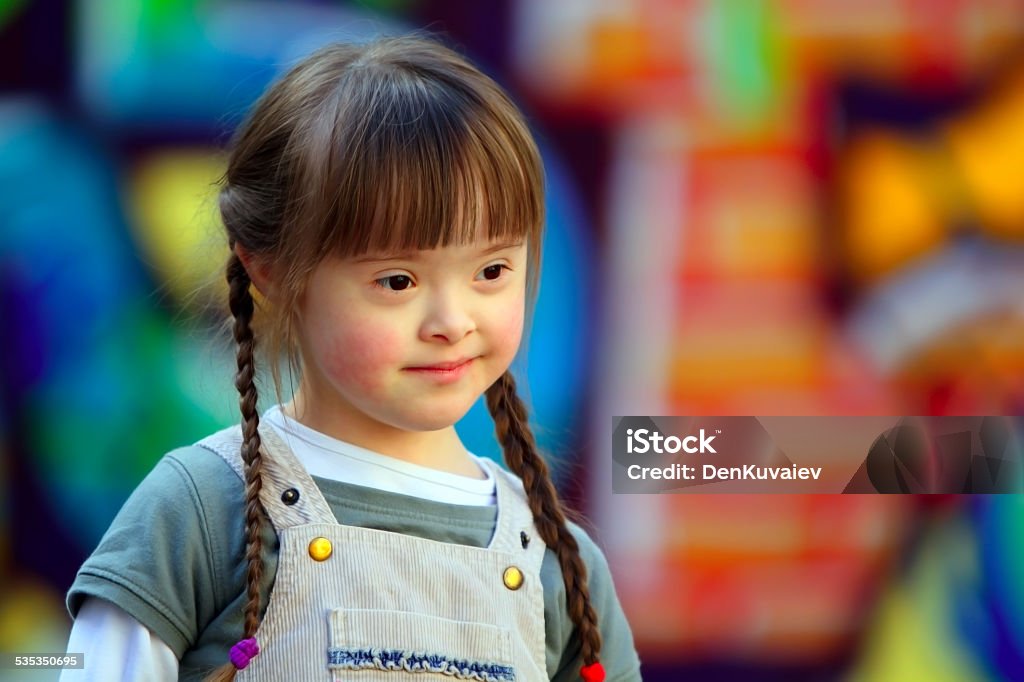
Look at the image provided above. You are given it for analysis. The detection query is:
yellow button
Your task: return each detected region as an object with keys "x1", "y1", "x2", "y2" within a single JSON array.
[
  {"x1": 308, "y1": 537, "x2": 333, "y2": 561},
  {"x1": 503, "y1": 566, "x2": 524, "y2": 590}
]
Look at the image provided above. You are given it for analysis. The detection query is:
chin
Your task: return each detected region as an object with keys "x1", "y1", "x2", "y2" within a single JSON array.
[{"x1": 396, "y1": 406, "x2": 474, "y2": 433}]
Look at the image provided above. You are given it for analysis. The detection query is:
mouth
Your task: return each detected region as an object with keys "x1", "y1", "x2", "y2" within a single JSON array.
[
  {"x1": 405, "y1": 357, "x2": 475, "y2": 372},
  {"x1": 401, "y1": 352, "x2": 477, "y2": 378}
]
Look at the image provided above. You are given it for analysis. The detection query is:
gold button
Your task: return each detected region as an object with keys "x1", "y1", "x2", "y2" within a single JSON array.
[
  {"x1": 308, "y1": 537, "x2": 332, "y2": 561},
  {"x1": 502, "y1": 566, "x2": 524, "y2": 590}
]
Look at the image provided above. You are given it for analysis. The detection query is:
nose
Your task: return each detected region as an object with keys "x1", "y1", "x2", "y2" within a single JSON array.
[{"x1": 419, "y1": 288, "x2": 476, "y2": 344}]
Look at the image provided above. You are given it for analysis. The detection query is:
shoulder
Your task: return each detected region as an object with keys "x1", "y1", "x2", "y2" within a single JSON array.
[
  {"x1": 564, "y1": 519, "x2": 608, "y2": 571},
  {"x1": 541, "y1": 519, "x2": 617, "y2": 605},
  {"x1": 66, "y1": 444, "x2": 247, "y2": 657},
  {"x1": 95, "y1": 444, "x2": 243, "y2": 539},
  {"x1": 166, "y1": 443, "x2": 245, "y2": 494},
  {"x1": 125, "y1": 444, "x2": 247, "y2": 534},
  {"x1": 487, "y1": 464, "x2": 609, "y2": 573},
  {"x1": 489, "y1": 466, "x2": 610, "y2": 572},
  {"x1": 541, "y1": 518, "x2": 642, "y2": 682}
]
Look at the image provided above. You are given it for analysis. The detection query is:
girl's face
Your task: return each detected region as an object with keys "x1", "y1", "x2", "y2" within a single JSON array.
[{"x1": 293, "y1": 231, "x2": 528, "y2": 439}]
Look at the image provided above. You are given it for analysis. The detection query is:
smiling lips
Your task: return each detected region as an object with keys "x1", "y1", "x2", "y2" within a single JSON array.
[{"x1": 404, "y1": 357, "x2": 476, "y2": 382}]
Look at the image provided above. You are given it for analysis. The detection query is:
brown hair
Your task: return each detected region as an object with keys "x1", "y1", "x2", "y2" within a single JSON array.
[{"x1": 210, "y1": 35, "x2": 601, "y2": 680}]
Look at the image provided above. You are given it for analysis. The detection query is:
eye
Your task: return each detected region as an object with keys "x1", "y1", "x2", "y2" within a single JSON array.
[
  {"x1": 477, "y1": 264, "x2": 508, "y2": 281},
  {"x1": 374, "y1": 274, "x2": 414, "y2": 291}
]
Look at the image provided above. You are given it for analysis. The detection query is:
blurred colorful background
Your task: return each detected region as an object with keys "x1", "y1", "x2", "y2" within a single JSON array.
[{"x1": 3, "y1": 0, "x2": 1024, "y2": 680}]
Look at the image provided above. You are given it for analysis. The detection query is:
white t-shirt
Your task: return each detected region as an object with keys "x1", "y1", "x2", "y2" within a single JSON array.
[
  {"x1": 262, "y1": 404, "x2": 496, "y2": 506},
  {"x1": 62, "y1": 408, "x2": 496, "y2": 681}
]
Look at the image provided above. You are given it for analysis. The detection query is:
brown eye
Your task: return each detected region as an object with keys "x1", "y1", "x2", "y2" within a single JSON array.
[
  {"x1": 376, "y1": 275, "x2": 413, "y2": 290},
  {"x1": 480, "y1": 264, "x2": 506, "y2": 281}
]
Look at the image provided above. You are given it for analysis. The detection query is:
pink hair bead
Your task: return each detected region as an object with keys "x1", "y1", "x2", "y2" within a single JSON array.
[{"x1": 230, "y1": 637, "x2": 260, "y2": 669}]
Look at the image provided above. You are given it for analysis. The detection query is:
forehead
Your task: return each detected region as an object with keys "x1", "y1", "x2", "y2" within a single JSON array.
[{"x1": 336, "y1": 178, "x2": 526, "y2": 254}]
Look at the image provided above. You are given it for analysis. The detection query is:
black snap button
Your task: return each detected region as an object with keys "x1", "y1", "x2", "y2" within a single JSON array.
[
  {"x1": 520, "y1": 531, "x2": 530, "y2": 549},
  {"x1": 281, "y1": 488, "x2": 300, "y2": 505}
]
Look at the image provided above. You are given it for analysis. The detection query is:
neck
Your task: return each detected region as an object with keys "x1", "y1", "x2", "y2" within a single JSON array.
[{"x1": 282, "y1": 389, "x2": 484, "y2": 479}]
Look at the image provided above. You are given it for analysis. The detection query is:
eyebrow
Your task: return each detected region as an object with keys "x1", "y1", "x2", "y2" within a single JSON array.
[{"x1": 354, "y1": 240, "x2": 524, "y2": 264}]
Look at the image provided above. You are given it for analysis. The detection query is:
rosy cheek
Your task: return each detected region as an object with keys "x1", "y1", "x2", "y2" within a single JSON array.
[
  {"x1": 320, "y1": 320, "x2": 402, "y2": 393},
  {"x1": 494, "y1": 301, "x2": 526, "y2": 358}
]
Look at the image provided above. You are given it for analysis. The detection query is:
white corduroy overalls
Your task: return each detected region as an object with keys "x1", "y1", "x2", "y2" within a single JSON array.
[{"x1": 197, "y1": 423, "x2": 549, "y2": 681}]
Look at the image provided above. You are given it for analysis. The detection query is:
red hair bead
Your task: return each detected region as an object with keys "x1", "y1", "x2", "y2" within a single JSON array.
[{"x1": 581, "y1": 661, "x2": 606, "y2": 682}]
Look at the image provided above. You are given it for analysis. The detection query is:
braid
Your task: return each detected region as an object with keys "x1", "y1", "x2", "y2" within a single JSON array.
[
  {"x1": 206, "y1": 253, "x2": 269, "y2": 682},
  {"x1": 485, "y1": 371, "x2": 603, "y2": 667}
]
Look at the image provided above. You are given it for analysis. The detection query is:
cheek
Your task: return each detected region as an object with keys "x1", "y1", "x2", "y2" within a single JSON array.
[
  {"x1": 490, "y1": 294, "x2": 526, "y2": 358},
  {"x1": 315, "y1": 316, "x2": 403, "y2": 392},
  {"x1": 498, "y1": 312, "x2": 525, "y2": 350}
]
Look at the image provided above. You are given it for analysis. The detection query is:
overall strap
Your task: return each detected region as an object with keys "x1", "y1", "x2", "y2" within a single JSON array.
[
  {"x1": 481, "y1": 459, "x2": 547, "y2": 567},
  {"x1": 196, "y1": 423, "x2": 336, "y2": 529}
]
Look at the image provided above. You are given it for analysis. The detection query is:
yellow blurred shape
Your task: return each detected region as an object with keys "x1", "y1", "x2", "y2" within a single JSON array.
[
  {"x1": 840, "y1": 132, "x2": 946, "y2": 280},
  {"x1": 0, "y1": 578, "x2": 70, "y2": 652},
  {"x1": 845, "y1": 518, "x2": 984, "y2": 682},
  {"x1": 669, "y1": 323, "x2": 824, "y2": 399},
  {"x1": 707, "y1": 189, "x2": 817, "y2": 276},
  {"x1": 944, "y1": 67, "x2": 1024, "y2": 237},
  {"x1": 590, "y1": 18, "x2": 648, "y2": 86},
  {"x1": 129, "y1": 149, "x2": 229, "y2": 313}
]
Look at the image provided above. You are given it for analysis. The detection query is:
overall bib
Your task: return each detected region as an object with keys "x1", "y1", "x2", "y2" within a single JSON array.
[{"x1": 197, "y1": 424, "x2": 549, "y2": 681}]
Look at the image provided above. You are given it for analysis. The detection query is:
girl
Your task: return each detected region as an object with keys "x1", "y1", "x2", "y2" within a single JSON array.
[{"x1": 64, "y1": 36, "x2": 640, "y2": 681}]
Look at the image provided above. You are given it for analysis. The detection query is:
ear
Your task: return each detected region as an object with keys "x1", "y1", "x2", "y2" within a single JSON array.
[{"x1": 234, "y1": 244, "x2": 277, "y2": 301}]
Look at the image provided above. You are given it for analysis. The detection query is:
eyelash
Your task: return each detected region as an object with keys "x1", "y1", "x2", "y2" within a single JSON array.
[{"x1": 372, "y1": 263, "x2": 510, "y2": 291}]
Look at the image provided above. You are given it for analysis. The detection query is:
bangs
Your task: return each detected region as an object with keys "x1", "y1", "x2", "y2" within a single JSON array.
[{"x1": 293, "y1": 61, "x2": 544, "y2": 262}]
